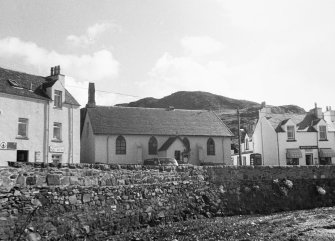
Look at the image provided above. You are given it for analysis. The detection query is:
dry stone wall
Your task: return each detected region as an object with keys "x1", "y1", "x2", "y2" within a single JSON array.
[{"x1": 1, "y1": 163, "x2": 335, "y2": 240}]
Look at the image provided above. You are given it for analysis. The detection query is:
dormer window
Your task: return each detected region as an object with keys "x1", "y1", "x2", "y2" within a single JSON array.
[
  {"x1": 319, "y1": 126, "x2": 327, "y2": 140},
  {"x1": 54, "y1": 90, "x2": 62, "y2": 108},
  {"x1": 287, "y1": 125, "x2": 295, "y2": 140},
  {"x1": 8, "y1": 79, "x2": 22, "y2": 89}
]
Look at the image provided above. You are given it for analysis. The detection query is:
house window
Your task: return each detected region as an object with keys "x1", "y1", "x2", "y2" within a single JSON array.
[
  {"x1": 319, "y1": 157, "x2": 331, "y2": 165},
  {"x1": 183, "y1": 137, "x2": 190, "y2": 152},
  {"x1": 54, "y1": 90, "x2": 62, "y2": 108},
  {"x1": 287, "y1": 125, "x2": 295, "y2": 140},
  {"x1": 243, "y1": 156, "x2": 247, "y2": 165},
  {"x1": 53, "y1": 122, "x2": 62, "y2": 141},
  {"x1": 207, "y1": 138, "x2": 215, "y2": 155},
  {"x1": 116, "y1": 135, "x2": 126, "y2": 155},
  {"x1": 319, "y1": 126, "x2": 327, "y2": 140},
  {"x1": 148, "y1": 136, "x2": 158, "y2": 155},
  {"x1": 287, "y1": 158, "x2": 299, "y2": 165},
  {"x1": 17, "y1": 118, "x2": 28, "y2": 138},
  {"x1": 245, "y1": 139, "x2": 249, "y2": 150}
]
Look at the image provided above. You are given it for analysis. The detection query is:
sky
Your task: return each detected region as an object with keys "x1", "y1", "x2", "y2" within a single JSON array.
[{"x1": 1, "y1": 0, "x2": 335, "y2": 111}]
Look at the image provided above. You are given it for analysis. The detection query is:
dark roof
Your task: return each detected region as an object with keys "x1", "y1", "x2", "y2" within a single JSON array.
[
  {"x1": 265, "y1": 113, "x2": 322, "y2": 132},
  {"x1": 0, "y1": 67, "x2": 79, "y2": 106},
  {"x1": 158, "y1": 136, "x2": 184, "y2": 151},
  {"x1": 86, "y1": 106, "x2": 234, "y2": 136}
]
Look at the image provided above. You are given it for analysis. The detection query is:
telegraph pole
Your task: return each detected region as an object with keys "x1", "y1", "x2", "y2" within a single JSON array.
[{"x1": 237, "y1": 108, "x2": 242, "y2": 165}]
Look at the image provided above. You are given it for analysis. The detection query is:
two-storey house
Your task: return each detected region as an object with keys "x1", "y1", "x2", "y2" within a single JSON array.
[
  {"x1": 253, "y1": 104, "x2": 335, "y2": 166},
  {"x1": 0, "y1": 66, "x2": 80, "y2": 166}
]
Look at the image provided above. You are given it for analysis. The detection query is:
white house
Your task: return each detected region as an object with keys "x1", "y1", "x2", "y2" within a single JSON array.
[
  {"x1": 0, "y1": 66, "x2": 80, "y2": 166},
  {"x1": 252, "y1": 104, "x2": 335, "y2": 166},
  {"x1": 80, "y1": 83, "x2": 233, "y2": 165},
  {"x1": 231, "y1": 130, "x2": 259, "y2": 166}
]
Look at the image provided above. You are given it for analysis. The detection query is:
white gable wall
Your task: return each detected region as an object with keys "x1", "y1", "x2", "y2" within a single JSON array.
[{"x1": 253, "y1": 117, "x2": 279, "y2": 165}]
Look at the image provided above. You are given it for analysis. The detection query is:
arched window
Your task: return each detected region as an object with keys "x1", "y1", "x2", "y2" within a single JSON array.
[
  {"x1": 148, "y1": 136, "x2": 158, "y2": 155},
  {"x1": 207, "y1": 138, "x2": 215, "y2": 155},
  {"x1": 183, "y1": 137, "x2": 190, "y2": 152},
  {"x1": 116, "y1": 135, "x2": 126, "y2": 155}
]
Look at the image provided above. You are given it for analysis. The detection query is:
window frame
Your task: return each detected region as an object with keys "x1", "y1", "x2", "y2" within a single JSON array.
[
  {"x1": 148, "y1": 136, "x2": 158, "y2": 155},
  {"x1": 319, "y1": 125, "x2": 327, "y2": 140},
  {"x1": 54, "y1": 90, "x2": 62, "y2": 108},
  {"x1": 287, "y1": 158, "x2": 299, "y2": 165},
  {"x1": 116, "y1": 135, "x2": 126, "y2": 155},
  {"x1": 287, "y1": 125, "x2": 295, "y2": 140},
  {"x1": 53, "y1": 122, "x2": 62, "y2": 141},
  {"x1": 17, "y1": 118, "x2": 28, "y2": 138},
  {"x1": 207, "y1": 138, "x2": 215, "y2": 156}
]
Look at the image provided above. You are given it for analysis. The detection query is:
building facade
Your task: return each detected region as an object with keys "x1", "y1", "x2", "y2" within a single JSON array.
[
  {"x1": 231, "y1": 131, "x2": 257, "y2": 166},
  {"x1": 0, "y1": 66, "x2": 80, "y2": 166},
  {"x1": 252, "y1": 104, "x2": 335, "y2": 166},
  {"x1": 80, "y1": 83, "x2": 233, "y2": 165}
]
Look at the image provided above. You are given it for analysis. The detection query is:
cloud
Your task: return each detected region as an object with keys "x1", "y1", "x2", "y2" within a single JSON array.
[
  {"x1": 0, "y1": 37, "x2": 119, "y2": 81},
  {"x1": 181, "y1": 36, "x2": 224, "y2": 57},
  {"x1": 67, "y1": 22, "x2": 120, "y2": 47}
]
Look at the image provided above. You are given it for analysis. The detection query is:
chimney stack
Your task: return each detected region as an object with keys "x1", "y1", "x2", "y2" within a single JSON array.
[
  {"x1": 86, "y1": 82, "x2": 96, "y2": 108},
  {"x1": 50, "y1": 65, "x2": 61, "y2": 76}
]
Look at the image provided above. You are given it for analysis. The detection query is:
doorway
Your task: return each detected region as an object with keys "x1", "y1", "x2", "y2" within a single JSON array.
[
  {"x1": 174, "y1": 150, "x2": 181, "y2": 162},
  {"x1": 17, "y1": 150, "x2": 28, "y2": 162},
  {"x1": 306, "y1": 153, "x2": 313, "y2": 165}
]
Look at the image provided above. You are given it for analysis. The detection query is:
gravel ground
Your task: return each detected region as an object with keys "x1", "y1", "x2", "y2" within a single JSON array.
[{"x1": 105, "y1": 207, "x2": 335, "y2": 241}]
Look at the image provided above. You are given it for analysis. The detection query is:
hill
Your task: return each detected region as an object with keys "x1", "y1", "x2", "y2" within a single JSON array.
[
  {"x1": 116, "y1": 91, "x2": 306, "y2": 137},
  {"x1": 116, "y1": 91, "x2": 260, "y2": 111}
]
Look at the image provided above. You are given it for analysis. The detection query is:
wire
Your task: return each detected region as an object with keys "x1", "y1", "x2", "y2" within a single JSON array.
[{"x1": 66, "y1": 85, "x2": 142, "y2": 98}]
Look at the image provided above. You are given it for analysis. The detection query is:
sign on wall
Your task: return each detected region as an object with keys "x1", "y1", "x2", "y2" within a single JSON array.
[
  {"x1": 300, "y1": 146, "x2": 318, "y2": 149},
  {"x1": 0, "y1": 142, "x2": 17, "y2": 150},
  {"x1": 49, "y1": 146, "x2": 64, "y2": 153},
  {"x1": 35, "y1": 151, "x2": 41, "y2": 162}
]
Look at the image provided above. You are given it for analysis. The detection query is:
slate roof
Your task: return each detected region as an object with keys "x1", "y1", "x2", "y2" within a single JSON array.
[
  {"x1": 0, "y1": 67, "x2": 79, "y2": 106},
  {"x1": 265, "y1": 113, "x2": 320, "y2": 132},
  {"x1": 86, "y1": 106, "x2": 234, "y2": 136}
]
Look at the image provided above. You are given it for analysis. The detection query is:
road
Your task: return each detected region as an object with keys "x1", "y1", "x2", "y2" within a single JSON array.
[{"x1": 108, "y1": 207, "x2": 335, "y2": 241}]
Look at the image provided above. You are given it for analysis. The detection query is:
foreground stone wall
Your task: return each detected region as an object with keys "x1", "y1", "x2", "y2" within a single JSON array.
[{"x1": 1, "y1": 163, "x2": 335, "y2": 240}]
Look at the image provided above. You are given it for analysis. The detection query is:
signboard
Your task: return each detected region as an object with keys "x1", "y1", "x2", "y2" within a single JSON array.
[
  {"x1": 300, "y1": 146, "x2": 318, "y2": 149},
  {"x1": 35, "y1": 151, "x2": 41, "y2": 162},
  {"x1": 49, "y1": 146, "x2": 64, "y2": 153},
  {"x1": 0, "y1": 142, "x2": 7, "y2": 149},
  {"x1": 0, "y1": 142, "x2": 17, "y2": 150}
]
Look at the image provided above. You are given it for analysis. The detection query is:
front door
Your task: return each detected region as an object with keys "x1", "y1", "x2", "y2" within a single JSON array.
[
  {"x1": 174, "y1": 150, "x2": 181, "y2": 162},
  {"x1": 17, "y1": 150, "x2": 28, "y2": 162},
  {"x1": 306, "y1": 154, "x2": 313, "y2": 165}
]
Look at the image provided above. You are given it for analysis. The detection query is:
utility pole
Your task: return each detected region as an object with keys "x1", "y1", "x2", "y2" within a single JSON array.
[{"x1": 237, "y1": 108, "x2": 242, "y2": 165}]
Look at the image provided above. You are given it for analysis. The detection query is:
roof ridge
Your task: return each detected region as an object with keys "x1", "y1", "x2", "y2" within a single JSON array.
[
  {"x1": 0, "y1": 66, "x2": 46, "y2": 79},
  {"x1": 96, "y1": 105, "x2": 210, "y2": 112}
]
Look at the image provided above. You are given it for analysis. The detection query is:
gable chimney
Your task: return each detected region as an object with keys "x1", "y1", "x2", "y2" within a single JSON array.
[{"x1": 86, "y1": 82, "x2": 96, "y2": 108}]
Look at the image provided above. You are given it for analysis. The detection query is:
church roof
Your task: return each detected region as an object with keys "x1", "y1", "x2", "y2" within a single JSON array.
[{"x1": 85, "y1": 106, "x2": 233, "y2": 137}]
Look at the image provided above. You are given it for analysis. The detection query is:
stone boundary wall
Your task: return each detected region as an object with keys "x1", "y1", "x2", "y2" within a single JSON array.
[{"x1": 1, "y1": 164, "x2": 335, "y2": 240}]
